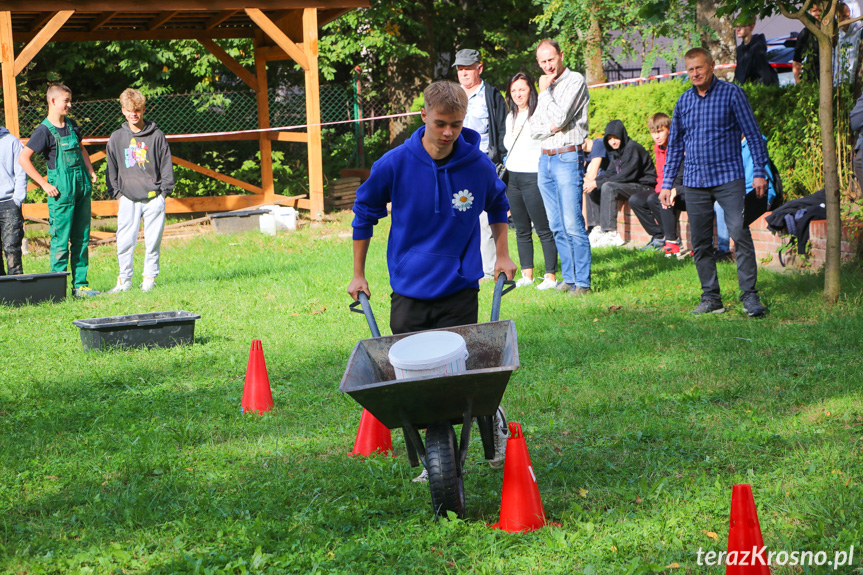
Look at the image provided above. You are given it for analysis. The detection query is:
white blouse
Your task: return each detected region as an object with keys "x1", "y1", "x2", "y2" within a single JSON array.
[{"x1": 503, "y1": 109, "x2": 542, "y2": 173}]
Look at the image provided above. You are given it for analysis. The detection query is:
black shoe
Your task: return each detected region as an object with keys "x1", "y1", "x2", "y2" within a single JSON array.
[
  {"x1": 640, "y1": 238, "x2": 665, "y2": 251},
  {"x1": 692, "y1": 299, "x2": 725, "y2": 314},
  {"x1": 740, "y1": 292, "x2": 767, "y2": 317},
  {"x1": 568, "y1": 286, "x2": 592, "y2": 297},
  {"x1": 715, "y1": 251, "x2": 735, "y2": 263}
]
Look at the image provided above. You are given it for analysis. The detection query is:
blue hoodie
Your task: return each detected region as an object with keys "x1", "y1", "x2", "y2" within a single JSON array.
[
  {"x1": 742, "y1": 135, "x2": 776, "y2": 205},
  {"x1": 352, "y1": 126, "x2": 509, "y2": 300},
  {"x1": 0, "y1": 128, "x2": 26, "y2": 206}
]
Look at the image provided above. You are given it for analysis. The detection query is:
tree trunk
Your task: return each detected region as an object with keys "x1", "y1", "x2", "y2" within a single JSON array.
[
  {"x1": 696, "y1": 0, "x2": 736, "y2": 78},
  {"x1": 818, "y1": 28, "x2": 842, "y2": 301},
  {"x1": 583, "y1": 5, "x2": 606, "y2": 85},
  {"x1": 386, "y1": 0, "x2": 435, "y2": 145}
]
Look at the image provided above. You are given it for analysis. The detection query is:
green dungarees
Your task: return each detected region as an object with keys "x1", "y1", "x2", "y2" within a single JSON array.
[{"x1": 44, "y1": 119, "x2": 92, "y2": 288}]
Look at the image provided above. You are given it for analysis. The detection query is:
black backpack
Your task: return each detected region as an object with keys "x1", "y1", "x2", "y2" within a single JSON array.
[{"x1": 767, "y1": 157, "x2": 783, "y2": 210}]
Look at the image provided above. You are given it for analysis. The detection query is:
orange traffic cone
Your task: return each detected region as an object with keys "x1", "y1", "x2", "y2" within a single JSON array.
[
  {"x1": 241, "y1": 340, "x2": 274, "y2": 414},
  {"x1": 726, "y1": 484, "x2": 771, "y2": 575},
  {"x1": 350, "y1": 409, "x2": 392, "y2": 456},
  {"x1": 490, "y1": 422, "x2": 555, "y2": 532}
]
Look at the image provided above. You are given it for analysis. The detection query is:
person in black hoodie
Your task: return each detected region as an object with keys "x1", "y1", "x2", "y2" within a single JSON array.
[
  {"x1": 584, "y1": 120, "x2": 657, "y2": 247},
  {"x1": 105, "y1": 88, "x2": 175, "y2": 293},
  {"x1": 734, "y1": 18, "x2": 779, "y2": 86}
]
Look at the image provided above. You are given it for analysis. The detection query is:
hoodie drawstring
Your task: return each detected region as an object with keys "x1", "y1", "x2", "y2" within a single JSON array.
[{"x1": 443, "y1": 168, "x2": 455, "y2": 216}]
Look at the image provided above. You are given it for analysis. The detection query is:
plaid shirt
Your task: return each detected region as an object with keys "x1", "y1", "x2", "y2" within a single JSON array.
[
  {"x1": 662, "y1": 78, "x2": 768, "y2": 190},
  {"x1": 529, "y1": 68, "x2": 589, "y2": 149}
]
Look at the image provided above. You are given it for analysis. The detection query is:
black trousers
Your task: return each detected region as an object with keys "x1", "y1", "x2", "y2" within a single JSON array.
[
  {"x1": 600, "y1": 182, "x2": 654, "y2": 232},
  {"x1": 390, "y1": 288, "x2": 479, "y2": 335},
  {"x1": 627, "y1": 189, "x2": 664, "y2": 240},
  {"x1": 507, "y1": 171, "x2": 557, "y2": 274},
  {"x1": 686, "y1": 179, "x2": 757, "y2": 300},
  {"x1": 0, "y1": 199, "x2": 24, "y2": 275}
]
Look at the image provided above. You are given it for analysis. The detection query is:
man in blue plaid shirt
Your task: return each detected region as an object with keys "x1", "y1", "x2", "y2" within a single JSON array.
[{"x1": 660, "y1": 47, "x2": 768, "y2": 317}]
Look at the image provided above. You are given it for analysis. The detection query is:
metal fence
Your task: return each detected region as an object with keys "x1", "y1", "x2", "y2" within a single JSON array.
[{"x1": 18, "y1": 84, "x2": 384, "y2": 139}]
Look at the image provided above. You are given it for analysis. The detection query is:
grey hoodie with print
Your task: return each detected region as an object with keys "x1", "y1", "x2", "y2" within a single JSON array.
[{"x1": 106, "y1": 120, "x2": 175, "y2": 201}]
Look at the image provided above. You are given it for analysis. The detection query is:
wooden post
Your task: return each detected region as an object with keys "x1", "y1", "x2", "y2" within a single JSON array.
[
  {"x1": 303, "y1": 8, "x2": 324, "y2": 219},
  {"x1": 254, "y1": 35, "x2": 275, "y2": 197},
  {"x1": 0, "y1": 11, "x2": 19, "y2": 137}
]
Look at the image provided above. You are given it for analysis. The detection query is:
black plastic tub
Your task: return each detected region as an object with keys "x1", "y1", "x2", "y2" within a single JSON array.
[
  {"x1": 210, "y1": 209, "x2": 267, "y2": 235},
  {"x1": 0, "y1": 272, "x2": 69, "y2": 306},
  {"x1": 73, "y1": 311, "x2": 201, "y2": 352}
]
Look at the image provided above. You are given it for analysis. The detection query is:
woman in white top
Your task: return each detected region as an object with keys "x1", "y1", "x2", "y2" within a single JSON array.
[{"x1": 504, "y1": 72, "x2": 558, "y2": 289}]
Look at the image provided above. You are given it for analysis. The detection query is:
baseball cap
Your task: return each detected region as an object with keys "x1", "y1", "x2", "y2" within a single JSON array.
[{"x1": 452, "y1": 49, "x2": 481, "y2": 67}]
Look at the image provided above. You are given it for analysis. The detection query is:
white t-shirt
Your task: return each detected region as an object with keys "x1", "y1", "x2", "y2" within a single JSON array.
[{"x1": 503, "y1": 110, "x2": 542, "y2": 173}]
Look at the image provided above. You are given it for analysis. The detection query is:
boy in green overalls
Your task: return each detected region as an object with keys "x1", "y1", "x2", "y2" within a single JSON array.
[{"x1": 19, "y1": 84, "x2": 100, "y2": 296}]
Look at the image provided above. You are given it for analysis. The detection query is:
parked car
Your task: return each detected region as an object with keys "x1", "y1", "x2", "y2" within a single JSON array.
[{"x1": 767, "y1": 33, "x2": 797, "y2": 86}]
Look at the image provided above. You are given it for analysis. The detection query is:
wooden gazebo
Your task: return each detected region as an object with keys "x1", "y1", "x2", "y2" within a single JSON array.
[{"x1": 0, "y1": 0, "x2": 367, "y2": 220}]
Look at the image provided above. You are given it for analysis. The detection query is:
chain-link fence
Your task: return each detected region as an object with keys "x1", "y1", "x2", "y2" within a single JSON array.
[{"x1": 18, "y1": 84, "x2": 383, "y2": 139}]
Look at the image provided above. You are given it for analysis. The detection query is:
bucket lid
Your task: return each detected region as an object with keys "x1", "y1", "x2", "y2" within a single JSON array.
[{"x1": 388, "y1": 330, "x2": 468, "y2": 370}]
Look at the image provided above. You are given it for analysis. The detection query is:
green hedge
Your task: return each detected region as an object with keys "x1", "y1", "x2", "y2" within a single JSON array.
[{"x1": 589, "y1": 80, "x2": 857, "y2": 201}]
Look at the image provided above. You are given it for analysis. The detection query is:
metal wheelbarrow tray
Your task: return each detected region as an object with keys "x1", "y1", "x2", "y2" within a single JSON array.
[{"x1": 339, "y1": 320, "x2": 518, "y2": 430}]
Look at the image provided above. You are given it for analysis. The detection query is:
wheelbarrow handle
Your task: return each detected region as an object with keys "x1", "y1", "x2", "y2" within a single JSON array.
[
  {"x1": 490, "y1": 272, "x2": 516, "y2": 322},
  {"x1": 349, "y1": 291, "x2": 382, "y2": 338}
]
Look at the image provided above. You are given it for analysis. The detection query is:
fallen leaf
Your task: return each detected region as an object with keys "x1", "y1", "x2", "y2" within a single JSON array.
[
  {"x1": 610, "y1": 546, "x2": 618, "y2": 552},
  {"x1": 705, "y1": 531, "x2": 719, "y2": 540},
  {"x1": 579, "y1": 488, "x2": 589, "y2": 497},
  {"x1": 593, "y1": 318, "x2": 599, "y2": 322},
  {"x1": 666, "y1": 563, "x2": 680, "y2": 569},
  {"x1": 635, "y1": 496, "x2": 642, "y2": 503},
  {"x1": 311, "y1": 307, "x2": 327, "y2": 315},
  {"x1": 608, "y1": 305, "x2": 622, "y2": 312},
  {"x1": 832, "y1": 469, "x2": 843, "y2": 475},
  {"x1": 46, "y1": 475, "x2": 59, "y2": 480}
]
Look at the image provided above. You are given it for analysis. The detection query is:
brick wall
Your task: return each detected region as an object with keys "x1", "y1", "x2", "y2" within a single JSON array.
[{"x1": 614, "y1": 199, "x2": 861, "y2": 269}]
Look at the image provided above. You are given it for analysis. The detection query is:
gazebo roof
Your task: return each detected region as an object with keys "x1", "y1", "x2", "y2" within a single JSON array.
[{"x1": 5, "y1": 1, "x2": 366, "y2": 42}]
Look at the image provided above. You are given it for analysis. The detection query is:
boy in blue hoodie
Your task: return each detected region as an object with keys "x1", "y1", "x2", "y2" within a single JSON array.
[
  {"x1": 0, "y1": 127, "x2": 27, "y2": 275},
  {"x1": 348, "y1": 81, "x2": 515, "y2": 330},
  {"x1": 348, "y1": 81, "x2": 516, "y2": 472}
]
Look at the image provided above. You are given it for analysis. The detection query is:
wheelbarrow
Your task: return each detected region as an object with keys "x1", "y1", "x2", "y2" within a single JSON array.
[{"x1": 340, "y1": 275, "x2": 519, "y2": 518}]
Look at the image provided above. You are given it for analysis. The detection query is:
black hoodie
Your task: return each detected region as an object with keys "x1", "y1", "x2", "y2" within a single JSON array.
[
  {"x1": 106, "y1": 120, "x2": 175, "y2": 201},
  {"x1": 594, "y1": 120, "x2": 656, "y2": 189},
  {"x1": 735, "y1": 34, "x2": 779, "y2": 86}
]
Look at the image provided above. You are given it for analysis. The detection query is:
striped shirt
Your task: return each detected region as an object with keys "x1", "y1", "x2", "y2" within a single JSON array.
[
  {"x1": 529, "y1": 68, "x2": 589, "y2": 150},
  {"x1": 662, "y1": 77, "x2": 768, "y2": 190}
]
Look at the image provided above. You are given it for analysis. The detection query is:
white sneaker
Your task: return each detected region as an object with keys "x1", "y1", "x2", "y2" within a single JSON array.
[
  {"x1": 108, "y1": 277, "x2": 132, "y2": 294},
  {"x1": 141, "y1": 277, "x2": 156, "y2": 292},
  {"x1": 588, "y1": 226, "x2": 603, "y2": 246},
  {"x1": 412, "y1": 468, "x2": 428, "y2": 483},
  {"x1": 536, "y1": 277, "x2": 557, "y2": 291},
  {"x1": 515, "y1": 276, "x2": 534, "y2": 288},
  {"x1": 594, "y1": 231, "x2": 625, "y2": 247},
  {"x1": 489, "y1": 406, "x2": 509, "y2": 469}
]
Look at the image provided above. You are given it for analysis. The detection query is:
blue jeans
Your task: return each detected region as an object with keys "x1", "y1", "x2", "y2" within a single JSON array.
[
  {"x1": 537, "y1": 151, "x2": 591, "y2": 288},
  {"x1": 714, "y1": 202, "x2": 731, "y2": 253}
]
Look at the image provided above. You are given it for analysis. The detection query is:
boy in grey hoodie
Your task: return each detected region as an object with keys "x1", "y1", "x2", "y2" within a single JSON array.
[
  {"x1": 0, "y1": 127, "x2": 27, "y2": 275},
  {"x1": 105, "y1": 89, "x2": 175, "y2": 293}
]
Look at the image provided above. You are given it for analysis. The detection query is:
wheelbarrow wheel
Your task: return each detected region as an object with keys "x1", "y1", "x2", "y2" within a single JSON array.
[{"x1": 425, "y1": 421, "x2": 465, "y2": 518}]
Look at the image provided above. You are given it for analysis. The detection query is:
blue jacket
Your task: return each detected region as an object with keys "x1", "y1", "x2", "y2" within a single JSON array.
[
  {"x1": 352, "y1": 126, "x2": 509, "y2": 300},
  {"x1": 0, "y1": 127, "x2": 26, "y2": 206},
  {"x1": 742, "y1": 135, "x2": 776, "y2": 205}
]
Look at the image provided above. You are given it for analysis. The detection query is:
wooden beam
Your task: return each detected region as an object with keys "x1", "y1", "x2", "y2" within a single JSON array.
[
  {"x1": 198, "y1": 38, "x2": 257, "y2": 91},
  {"x1": 14, "y1": 10, "x2": 73, "y2": 76},
  {"x1": 2, "y1": 0, "x2": 369, "y2": 11},
  {"x1": 88, "y1": 11, "x2": 118, "y2": 31},
  {"x1": 204, "y1": 10, "x2": 237, "y2": 30},
  {"x1": 255, "y1": 44, "x2": 296, "y2": 62},
  {"x1": 28, "y1": 12, "x2": 56, "y2": 32},
  {"x1": 172, "y1": 155, "x2": 263, "y2": 194},
  {"x1": 303, "y1": 8, "x2": 324, "y2": 219},
  {"x1": 245, "y1": 8, "x2": 308, "y2": 70},
  {"x1": 165, "y1": 132, "x2": 262, "y2": 143},
  {"x1": 14, "y1": 29, "x2": 256, "y2": 43},
  {"x1": 254, "y1": 36, "x2": 275, "y2": 196},
  {"x1": 23, "y1": 194, "x2": 306, "y2": 219},
  {"x1": 267, "y1": 131, "x2": 308, "y2": 143},
  {"x1": 147, "y1": 11, "x2": 180, "y2": 31},
  {"x1": 0, "y1": 12, "x2": 18, "y2": 137},
  {"x1": 319, "y1": 8, "x2": 352, "y2": 27}
]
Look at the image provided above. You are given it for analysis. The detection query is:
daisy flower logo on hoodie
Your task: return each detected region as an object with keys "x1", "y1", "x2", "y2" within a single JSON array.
[{"x1": 452, "y1": 190, "x2": 474, "y2": 212}]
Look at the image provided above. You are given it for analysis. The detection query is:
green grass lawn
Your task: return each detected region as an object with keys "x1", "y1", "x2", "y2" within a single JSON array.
[{"x1": 2, "y1": 214, "x2": 862, "y2": 574}]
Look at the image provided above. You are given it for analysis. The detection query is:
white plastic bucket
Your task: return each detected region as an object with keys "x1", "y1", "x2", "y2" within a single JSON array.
[
  {"x1": 258, "y1": 206, "x2": 298, "y2": 234},
  {"x1": 388, "y1": 330, "x2": 469, "y2": 380}
]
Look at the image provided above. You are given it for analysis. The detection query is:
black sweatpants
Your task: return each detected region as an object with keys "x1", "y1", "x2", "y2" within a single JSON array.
[{"x1": 390, "y1": 288, "x2": 479, "y2": 335}]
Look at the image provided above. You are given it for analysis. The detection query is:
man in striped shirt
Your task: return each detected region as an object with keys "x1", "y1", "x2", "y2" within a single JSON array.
[
  {"x1": 660, "y1": 47, "x2": 768, "y2": 317},
  {"x1": 530, "y1": 39, "x2": 592, "y2": 296}
]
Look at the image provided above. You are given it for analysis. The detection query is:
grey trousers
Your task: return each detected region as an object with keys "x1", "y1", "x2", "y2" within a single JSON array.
[
  {"x1": 479, "y1": 211, "x2": 496, "y2": 278},
  {"x1": 116, "y1": 195, "x2": 166, "y2": 280}
]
